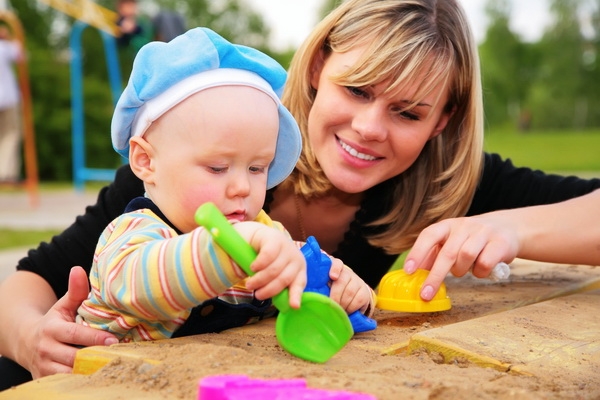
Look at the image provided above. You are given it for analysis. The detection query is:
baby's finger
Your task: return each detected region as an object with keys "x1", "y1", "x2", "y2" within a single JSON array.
[
  {"x1": 328, "y1": 271, "x2": 350, "y2": 304},
  {"x1": 287, "y1": 272, "x2": 306, "y2": 309},
  {"x1": 328, "y1": 258, "x2": 345, "y2": 280},
  {"x1": 249, "y1": 245, "x2": 279, "y2": 273}
]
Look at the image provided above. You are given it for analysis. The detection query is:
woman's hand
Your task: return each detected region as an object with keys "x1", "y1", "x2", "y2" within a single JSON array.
[
  {"x1": 403, "y1": 214, "x2": 519, "y2": 301},
  {"x1": 23, "y1": 267, "x2": 118, "y2": 378}
]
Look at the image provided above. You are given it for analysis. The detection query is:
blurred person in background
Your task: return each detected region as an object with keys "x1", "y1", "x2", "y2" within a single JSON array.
[{"x1": 0, "y1": 24, "x2": 24, "y2": 183}]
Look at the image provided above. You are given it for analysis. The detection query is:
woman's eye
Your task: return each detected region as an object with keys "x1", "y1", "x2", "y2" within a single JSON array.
[
  {"x1": 346, "y1": 86, "x2": 369, "y2": 99},
  {"x1": 399, "y1": 110, "x2": 420, "y2": 121},
  {"x1": 391, "y1": 106, "x2": 420, "y2": 121}
]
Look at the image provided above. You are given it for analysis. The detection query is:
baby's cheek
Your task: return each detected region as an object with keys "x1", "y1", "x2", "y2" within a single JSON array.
[{"x1": 183, "y1": 187, "x2": 222, "y2": 217}]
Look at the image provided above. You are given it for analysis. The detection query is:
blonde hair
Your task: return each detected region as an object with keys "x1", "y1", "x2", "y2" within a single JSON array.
[{"x1": 282, "y1": 0, "x2": 484, "y2": 254}]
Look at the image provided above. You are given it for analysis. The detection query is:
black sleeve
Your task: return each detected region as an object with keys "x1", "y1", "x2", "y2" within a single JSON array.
[
  {"x1": 467, "y1": 153, "x2": 600, "y2": 216},
  {"x1": 16, "y1": 164, "x2": 144, "y2": 299}
]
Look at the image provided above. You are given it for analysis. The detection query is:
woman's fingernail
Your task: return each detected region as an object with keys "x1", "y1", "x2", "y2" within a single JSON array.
[
  {"x1": 420, "y1": 285, "x2": 434, "y2": 301},
  {"x1": 404, "y1": 259, "x2": 416, "y2": 273}
]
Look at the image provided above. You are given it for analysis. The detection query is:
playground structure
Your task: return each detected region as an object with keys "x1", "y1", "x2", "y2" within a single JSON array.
[
  {"x1": 4, "y1": 1, "x2": 187, "y2": 196},
  {"x1": 39, "y1": 0, "x2": 120, "y2": 37},
  {"x1": 1, "y1": 0, "x2": 124, "y2": 202},
  {"x1": 40, "y1": 0, "x2": 123, "y2": 191},
  {"x1": 0, "y1": 8, "x2": 39, "y2": 207}
]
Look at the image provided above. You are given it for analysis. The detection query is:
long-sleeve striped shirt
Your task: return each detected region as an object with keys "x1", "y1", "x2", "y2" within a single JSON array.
[{"x1": 76, "y1": 199, "x2": 287, "y2": 342}]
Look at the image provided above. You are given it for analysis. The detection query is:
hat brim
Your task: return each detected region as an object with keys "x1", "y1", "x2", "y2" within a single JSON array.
[{"x1": 268, "y1": 105, "x2": 302, "y2": 189}]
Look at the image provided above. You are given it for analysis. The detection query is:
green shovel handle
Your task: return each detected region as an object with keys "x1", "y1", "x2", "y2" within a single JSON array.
[{"x1": 194, "y1": 202, "x2": 289, "y2": 311}]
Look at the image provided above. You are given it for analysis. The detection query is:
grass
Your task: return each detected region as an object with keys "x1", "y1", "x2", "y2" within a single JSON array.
[
  {"x1": 0, "y1": 181, "x2": 109, "y2": 250},
  {"x1": 0, "y1": 229, "x2": 61, "y2": 250},
  {"x1": 483, "y1": 128, "x2": 600, "y2": 175}
]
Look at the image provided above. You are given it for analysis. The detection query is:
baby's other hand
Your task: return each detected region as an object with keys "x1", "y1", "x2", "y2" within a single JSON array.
[{"x1": 328, "y1": 258, "x2": 374, "y2": 314}]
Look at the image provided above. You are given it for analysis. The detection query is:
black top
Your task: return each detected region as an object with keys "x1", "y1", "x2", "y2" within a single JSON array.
[{"x1": 17, "y1": 153, "x2": 600, "y2": 293}]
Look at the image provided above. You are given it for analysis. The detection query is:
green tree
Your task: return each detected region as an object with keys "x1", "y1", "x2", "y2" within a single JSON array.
[
  {"x1": 319, "y1": 0, "x2": 341, "y2": 18},
  {"x1": 479, "y1": 0, "x2": 534, "y2": 130},
  {"x1": 581, "y1": 0, "x2": 600, "y2": 126},
  {"x1": 527, "y1": 0, "x2": 587, "y2": 129}
]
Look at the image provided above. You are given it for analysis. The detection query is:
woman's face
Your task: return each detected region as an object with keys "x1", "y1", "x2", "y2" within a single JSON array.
[{"x1": 307, "y1": 46, "x2": 452, "y2": 194}]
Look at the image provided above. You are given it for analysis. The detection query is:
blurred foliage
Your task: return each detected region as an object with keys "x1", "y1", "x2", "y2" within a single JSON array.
[
  {"x1": 5, "y1": 0, "x2": 600, "y2": 180},
  {"x1": 480, "y1": 0, "x2": 600, "y2": 131}
]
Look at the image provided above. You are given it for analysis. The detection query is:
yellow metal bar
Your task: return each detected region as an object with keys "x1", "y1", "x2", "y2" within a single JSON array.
[{"x1": 38, "y1": 0, "x2": 120, "y2": 36}]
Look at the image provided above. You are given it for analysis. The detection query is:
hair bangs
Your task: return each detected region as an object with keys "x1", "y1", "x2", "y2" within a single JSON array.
[{"x1": 327, "y1": 20, "x2": 456, "y2": 114}]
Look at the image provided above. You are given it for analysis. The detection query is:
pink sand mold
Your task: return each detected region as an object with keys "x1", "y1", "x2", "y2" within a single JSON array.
[{"x1": 198, "y1": 374, "x2": 377, "y2": 400}]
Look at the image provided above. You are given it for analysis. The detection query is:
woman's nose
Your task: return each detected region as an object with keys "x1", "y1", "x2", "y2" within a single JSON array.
[{"x1": 351, "y1": 103, "x2": 388, "y2": 142}]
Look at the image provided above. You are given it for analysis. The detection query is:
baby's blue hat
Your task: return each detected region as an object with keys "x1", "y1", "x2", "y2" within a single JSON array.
[{"x1": 111, "y1": 27, "x2": 302, "y2": 189}]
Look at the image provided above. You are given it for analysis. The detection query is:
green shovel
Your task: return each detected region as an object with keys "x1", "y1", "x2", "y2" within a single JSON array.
[{"x1": 195, "y1": 202, "x2": 353, "y2": 363}]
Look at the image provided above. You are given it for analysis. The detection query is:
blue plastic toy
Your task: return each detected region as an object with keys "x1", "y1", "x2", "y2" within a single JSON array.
[{"x1": 301, "y1": 236, "x2": 377, "y2": 333}]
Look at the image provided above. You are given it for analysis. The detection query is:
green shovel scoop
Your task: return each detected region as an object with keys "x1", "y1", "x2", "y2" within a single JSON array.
[{"x1": 195, "y1": 202, "x2": 353, "y2": 363}]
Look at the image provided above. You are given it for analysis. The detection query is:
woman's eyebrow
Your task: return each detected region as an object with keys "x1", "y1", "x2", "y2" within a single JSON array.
[{"x1": 398, "y1": 99, "x2": 433, "y2": 108}]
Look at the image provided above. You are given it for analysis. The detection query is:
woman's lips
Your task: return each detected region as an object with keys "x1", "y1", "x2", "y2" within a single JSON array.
[{"x1": 337, "y1": 137, "x2": 382, "y2": 161}]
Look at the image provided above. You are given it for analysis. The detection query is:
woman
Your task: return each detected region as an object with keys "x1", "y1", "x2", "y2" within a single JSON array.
[
  {"x1": 1, "y1": 0, "x2": 599, "y2": 388},
  {"x1": 270, "y1": 0, "x2": 599, "y2": 296}
]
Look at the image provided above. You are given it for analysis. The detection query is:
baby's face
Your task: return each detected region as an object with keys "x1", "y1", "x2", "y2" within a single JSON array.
[{"x1": 143, "y1": 86, "x2": 279, "y2": 232}]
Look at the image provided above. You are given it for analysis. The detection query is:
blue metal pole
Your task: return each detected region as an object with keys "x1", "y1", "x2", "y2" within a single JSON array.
[{"x1": 70, "y1": 21, "x2": 86, "y2": 192}]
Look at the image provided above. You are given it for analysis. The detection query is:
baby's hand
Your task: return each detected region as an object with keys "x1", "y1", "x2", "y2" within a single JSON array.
[
  {"x1": 328, "y1": 258, "x2": 374, "y2": 314},
  {"x1": 235, "y1": 222, "x2": 306, "y2": 308}
]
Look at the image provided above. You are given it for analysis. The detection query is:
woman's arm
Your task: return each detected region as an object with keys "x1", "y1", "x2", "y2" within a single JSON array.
[
  {"x1": 468, "y1": 153, "x2": 600, "y2": 215},
  {"x1": 406, "y1": 189, "x2": 600, "y2": 301},
  {"x1": 0, "y1": 165, "x2": 143, "y2": 378},
  {"x1": 503, "y1": 188, "x2": 600, "y2": 264}
]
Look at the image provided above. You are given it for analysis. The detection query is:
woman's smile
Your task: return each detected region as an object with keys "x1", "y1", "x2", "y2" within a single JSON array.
[{"x1": 337, "y1": 136, "x2": 381, "y2": 162}]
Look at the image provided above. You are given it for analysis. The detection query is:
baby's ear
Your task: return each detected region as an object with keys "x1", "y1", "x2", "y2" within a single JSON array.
[{"x1": 129, "y1": 136, "x2": 155, "y2": 183}]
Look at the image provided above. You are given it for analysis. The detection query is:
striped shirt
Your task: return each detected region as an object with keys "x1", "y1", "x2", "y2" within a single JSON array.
[{"x1": 77, "y1": 206, "x2": 286, "y2": 342}]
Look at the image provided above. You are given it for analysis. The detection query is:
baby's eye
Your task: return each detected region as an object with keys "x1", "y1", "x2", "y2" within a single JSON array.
[
  {"x1": 208, "y1": 166, "x2": 227, "y2": 174},
  {"x1": 249, "y1": 166, "x2": 267, "y2": 174}
]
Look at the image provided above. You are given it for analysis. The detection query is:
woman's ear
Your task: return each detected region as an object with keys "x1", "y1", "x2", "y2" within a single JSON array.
[
  {"x1": 129, "y1": 136, "x2": 155, "y2": 184},
  {"x1": 429, "y1": 107, "x2": 456, "y2": 139},
  {"x1": 310, "y1": 49, "x2": 326, "y2": 90}
]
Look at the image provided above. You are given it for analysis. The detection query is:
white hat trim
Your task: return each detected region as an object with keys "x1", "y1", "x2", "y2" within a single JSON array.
[{"x1": 131, "y1": 68, "x2": 281, "y2": 139}]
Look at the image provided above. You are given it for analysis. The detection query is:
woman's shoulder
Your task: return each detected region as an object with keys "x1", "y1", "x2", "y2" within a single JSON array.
[
  {"x1": 470, "y1": 152, "x2": 600, "y2": 215},
  {"x1": 111, "y1": 164, "x2": 145, "y2": 200}
]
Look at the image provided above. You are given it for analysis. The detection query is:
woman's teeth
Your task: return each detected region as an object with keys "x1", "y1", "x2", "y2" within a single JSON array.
[{"x1": 339, "y1": 139, "x2": 377, "y2": 161}]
